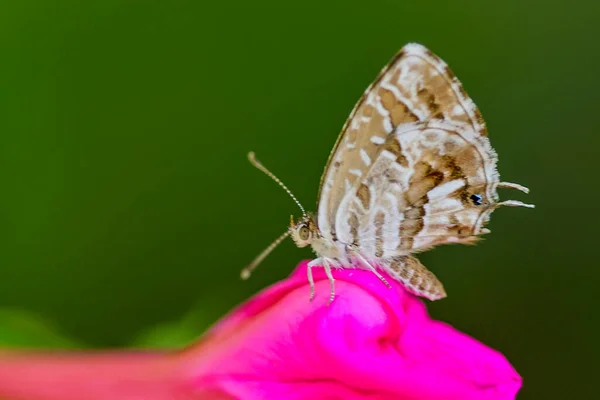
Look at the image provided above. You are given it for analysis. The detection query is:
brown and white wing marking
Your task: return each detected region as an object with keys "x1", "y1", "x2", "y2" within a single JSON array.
[
  {"x1": 345, "y1": 121, "x2": 504, "y2": 259},
  {"x1": 317, "y1": 43, "x2": 489, "y2": 242}
]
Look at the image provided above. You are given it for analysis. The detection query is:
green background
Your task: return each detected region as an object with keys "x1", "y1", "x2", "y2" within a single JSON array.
[{"x1": 0, "y1": 0, "x2": 598, "y2": 398}]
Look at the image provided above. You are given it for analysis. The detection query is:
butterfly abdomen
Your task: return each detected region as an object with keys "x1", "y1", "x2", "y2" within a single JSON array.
[{"x1": 383, "y1": 255, "x2": 447, "y2": 300}]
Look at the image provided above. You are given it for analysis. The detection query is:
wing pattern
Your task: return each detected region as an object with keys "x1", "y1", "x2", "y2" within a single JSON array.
[{"x1": 317, "y1": 43, "x2": 496, "y2": 249}]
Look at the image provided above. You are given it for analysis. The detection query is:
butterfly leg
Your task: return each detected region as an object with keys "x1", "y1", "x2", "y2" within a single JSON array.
[
  {"x1": 322, "y1": 259, "x2": 336, "y2": 304},
  {"x1": 306, "y1": 261, "x2": 316, "y2": 301},
  {"x1": 307, "y1": 257, "x2": 337, "y2": 304},
  {"x1": 348, "y1": 246, "x2": 391, "y2": 289}
]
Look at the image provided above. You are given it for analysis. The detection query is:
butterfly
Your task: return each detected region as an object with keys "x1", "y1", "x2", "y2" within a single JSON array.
[{"x1": 242, "y1": 43, "x2": 534, "y2": 303}]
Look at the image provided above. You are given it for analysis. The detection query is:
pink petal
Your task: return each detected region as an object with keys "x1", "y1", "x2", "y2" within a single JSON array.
[
  {"x1": 0, "y1": 261, "x2": 521, "y2": 400},
  {"x1": 182, "y1": 261, "x2": 521, "y2": 400}
]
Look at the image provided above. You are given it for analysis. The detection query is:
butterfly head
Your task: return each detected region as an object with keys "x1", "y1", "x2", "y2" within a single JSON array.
[
  {"x1": 241, "y1": 152, "x2": 318, "y2": 280},
  {"x1": 289, "y1": 214, "x2": 317, "y2": 248}
]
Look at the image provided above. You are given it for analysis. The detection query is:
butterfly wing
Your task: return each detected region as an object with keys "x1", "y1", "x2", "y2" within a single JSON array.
[
  {"x1": 345, "y1": 120, "x2": 503, "y2": 257},
  {"x1": 316, "y1": 43, "x2": 491, "y2": 243}
]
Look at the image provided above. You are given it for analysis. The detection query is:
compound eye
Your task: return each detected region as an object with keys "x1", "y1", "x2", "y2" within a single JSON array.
[{"x1": 298, "y1": 225, "x2": 310, "y2": 241}]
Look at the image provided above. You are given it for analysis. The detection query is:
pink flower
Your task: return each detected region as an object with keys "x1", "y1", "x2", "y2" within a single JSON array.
[{"x1": 0, "y1": 261, "x2": 521, "y2": 400}]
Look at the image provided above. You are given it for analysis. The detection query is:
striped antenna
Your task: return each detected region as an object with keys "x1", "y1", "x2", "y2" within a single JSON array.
[
  {"x1": 241, "y1": 230, "x2": 291, "y2": 280},
  {"x1": 248, "y1": 152, "x2": 307, "y2": 217}
]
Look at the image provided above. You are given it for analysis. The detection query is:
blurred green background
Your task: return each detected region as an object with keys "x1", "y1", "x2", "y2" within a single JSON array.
[{"x1": 0, "y1": 0, "x2": 598, "y2": 398}]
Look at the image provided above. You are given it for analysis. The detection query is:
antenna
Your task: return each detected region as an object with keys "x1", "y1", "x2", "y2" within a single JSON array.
[
  {"x1": 247, "y1": 151, "x2": 307, "y2": 217},
  {"x1": 241, "y1": 230, "x2": 291, "y2": 280}
]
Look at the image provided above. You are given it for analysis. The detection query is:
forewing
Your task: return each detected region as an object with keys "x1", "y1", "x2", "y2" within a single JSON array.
[{"x1": 317, "y1": 43, "x2": 490, "y2": 243}]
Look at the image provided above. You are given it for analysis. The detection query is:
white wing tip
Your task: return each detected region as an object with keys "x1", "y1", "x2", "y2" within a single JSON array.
[{"x1": 402, "y1": 43, "x2": 429, "y2": 55}]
